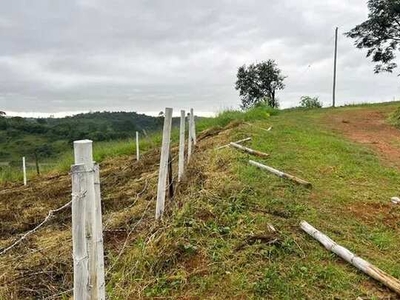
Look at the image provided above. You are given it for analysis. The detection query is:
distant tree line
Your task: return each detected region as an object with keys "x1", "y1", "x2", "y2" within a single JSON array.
[{"x1": 0, "y1": 111, "x2": 176, "y2": 162}]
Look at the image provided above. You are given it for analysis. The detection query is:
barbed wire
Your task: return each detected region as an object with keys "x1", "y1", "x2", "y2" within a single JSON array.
[
  {"x1": 3, "y1": 143, "x2": 189, "y2": 299},
  {"x1": 103, "y1": 178, "x2": 150, "y2": 230},
  {"x1": 42, "y1": 288, "x2": 73, "y2": 300},
  {"x1": 0, "y1": 194, "x2": 82, "y2": 256},
  {"x1": 105, "y1": 199, "x2": 153, "y2": 276}
]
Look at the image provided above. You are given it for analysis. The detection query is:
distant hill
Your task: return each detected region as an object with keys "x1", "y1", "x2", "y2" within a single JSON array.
[{"x1": 0, "y1": 111, "x2": 178, "y2": 163}]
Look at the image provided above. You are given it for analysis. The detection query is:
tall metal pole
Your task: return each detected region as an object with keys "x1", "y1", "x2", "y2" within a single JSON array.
[{"x1": 333, "y1": 27, "x2": 338, "y2": 107}]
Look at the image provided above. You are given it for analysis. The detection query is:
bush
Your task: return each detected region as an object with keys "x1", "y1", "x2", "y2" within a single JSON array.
[
  {"x1": 299, "y1": 96, "x2": 322, "y2": 109},
  {"x1": 196, "y1": 104, "x2": 279, "y2": 131}
]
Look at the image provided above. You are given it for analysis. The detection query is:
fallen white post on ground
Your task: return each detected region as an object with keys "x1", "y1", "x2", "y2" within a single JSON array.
[
  {"x1": 249, "y1": 160, "x2": 312, "y2": 187},
  {"x1": 216, "y1": 137, "x2": 252, "y2": 150},
  {"x1": 156, "y1": 107, "x2": 173, "y2": 219},
  {"x1": 300, "y1": 221, "x2": 400, "y2": 295},
  {"x1": 245, "y1": 122, "x2": 272, "y2": 132},
  {"x1": 136, "y1": 131, "x2": 140, "y2": 161},
  {"x1": 391, "y1": 197, "x2": 400, "y2": 204},
  {"x1": 178, "y1": 110, "x2": 185, "y2": 182},
  {"x1": 230, "y1": 142, "x2": 269, "y2": 158},
  {"x1": 22, "y1": 156, "x2": 27, "y2": 186}
]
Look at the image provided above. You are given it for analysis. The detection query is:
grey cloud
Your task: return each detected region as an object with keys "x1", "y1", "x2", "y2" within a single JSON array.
[{"x1": 0, "y1": 0, "x2": 399, "y2": 115}]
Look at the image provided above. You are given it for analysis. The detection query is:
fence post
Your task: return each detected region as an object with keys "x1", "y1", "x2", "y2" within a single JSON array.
[
  {"x1": 156, "y1": 108, "x2": 173, "y2": 219},
  {"x1": 178, "y1": 110, "x2": 185, "y2": 182},
  {"x1": 34, "y1": 151, "x2": 40, "y2": 175},
  {"x1": 190, "y1": 108, "x2": 197, "y2": 146},
  {"x1": 168, "y1": 153, "x2": 174, "y2": 199},
  {"x1": 136, "y1": 131, "x2": 140, "y2": 161},
  {"x1": 22, "y1": 156, "x2": 27, "y2": 186},
  {"x1": 71, "y1": 164, "x2": 89, "y2": 300},
  {"x1": 73, "y1": 140, "x2": 98, "y2": 299},
  {"x1": 93, "y1": 164, "x2": 105, "y2": 299},
  {"x1": 188, "y1": 111, "x2": 193, "y2": 163}
]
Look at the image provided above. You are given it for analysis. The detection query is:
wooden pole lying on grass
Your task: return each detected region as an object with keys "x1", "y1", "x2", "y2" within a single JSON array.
[
  {"x1": 136, "y1": 131, "x2": 140, "y2": 161},
  {"x1": 178, "y1": 110, "x2": 185, "y2": 182},
  {"x1": 300, "y1": 221, "x2": 400, "y2": 295},
  {"x1": 249, "y1": 160, "x2": 312, "y2": 187},
  {"x1": 22, "y1": 156, "x2": 27, "y2": 186},
  {"x1": 216, "y1": 137, "x2": 252, "y2": 150},
  {"x1": 230, "y1": 142, "x2": 269, "y2": 158},
  {"x1": 156, "y1": 108, "x2": 173, "y2": 219}
]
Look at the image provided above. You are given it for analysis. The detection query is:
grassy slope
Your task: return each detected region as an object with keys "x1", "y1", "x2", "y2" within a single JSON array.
[
  {"x1": 1, "y1": 103, "x2": 400, "y2": 299},
  {"x1": 109, "y1": 105, "x2": 400, "y2": 299}
]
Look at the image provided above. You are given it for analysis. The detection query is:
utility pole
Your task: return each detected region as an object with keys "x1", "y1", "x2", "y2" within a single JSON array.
[{"x1": 332, "y1": 27, "x2": 338, "y2": 107}]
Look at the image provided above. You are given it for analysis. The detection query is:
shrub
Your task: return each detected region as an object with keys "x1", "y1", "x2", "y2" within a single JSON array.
[{"x1": 299, "y1": 96, "x2": 323, "y2": 109}]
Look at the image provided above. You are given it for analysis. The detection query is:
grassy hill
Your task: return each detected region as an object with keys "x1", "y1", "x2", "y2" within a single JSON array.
[
  {"x1": 1, "y1": 103, "x2": 400, "y2": 299},
  {"x1": 0, "y1": 110, "x2": 177, "y2": 163},
  {"x1": 0, "y1": 111, "x2": 183, "y2": 182}
]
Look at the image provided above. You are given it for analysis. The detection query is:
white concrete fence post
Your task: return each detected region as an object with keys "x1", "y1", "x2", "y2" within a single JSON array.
[
  {"x1": 93, "y1": 164, "x2": 106, "y2": 299},
  {"x1": 188, "y1": 111, "x2": 193, "y2": 163},
  {"x1": 22, "y1": 156, "x2": 27, "y2": 186},
  {"x1": 178, "y1": 110, "x2": 185, "y2": 182},
  {"x1": 71, "y1": 163, "x2": 89, "y2": 300},
  {"x1": 156, "y1": 108, "x2": 173, "y2": 219},
  {"x1": 73, "y1": 139, "x2": 105, "y2": 299},
  {"x1": 136, "y1": 131, "x2": 140, "y2": 161},
  {"x1": 190, "y1": 108, "x2": 197, "y2": 146}
]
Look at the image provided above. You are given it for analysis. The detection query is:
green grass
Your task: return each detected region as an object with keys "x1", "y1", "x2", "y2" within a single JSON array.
[
  {"x1": 2, "y1": 102, "x2": 400, "y2": 298},
  {"x1": 0, "y1": 123, "x2": 184, "y2": 183},
  {"x1": 196, "y1": 105, "x2": 279, "y2": 132},
  {"x1": 105, "y1": 103, "x2": 400, "y2": 299}
]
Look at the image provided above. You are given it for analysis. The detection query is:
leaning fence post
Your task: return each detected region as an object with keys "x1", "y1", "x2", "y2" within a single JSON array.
[
  {"x1": 22, "y1": 156, "x2": 27, "y2": 186},
  {"x1": 71, "y1": 164, "x2": 89, "y2": 300},
  {"x1": 190, "y1": 108, "x2": 197, "y2": 146},
  {"x1": 156, "y1": 108, "x2": 173, "y2": 219},
  {"x1": 136, "y1": 131, "x2": 140, "y2": 161},
  {"x1": 93, "y1": 164, "x2": 105, "y2": 299},
  {"x1": 73, "y1": 140, "x2": 98, "y2": 299},
  {"x1": 188, "y1": 111, "x2": 193, "y2": 163},
  {"x1": 178, "y1": 110, "x2": 185, "y2": 182}
]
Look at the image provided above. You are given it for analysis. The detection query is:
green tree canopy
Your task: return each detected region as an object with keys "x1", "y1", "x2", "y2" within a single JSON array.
[
  {"x1": 346, "y1": 0, "x2": 400, "y2": 73},
  {"x1": 235, "y1": 60, "x2": 286, "y2": 109}
]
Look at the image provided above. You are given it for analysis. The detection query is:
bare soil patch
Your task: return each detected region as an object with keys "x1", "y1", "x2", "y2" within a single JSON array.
[{"x1": 323, "y1": 107, "x2": 400, "y2": 168}]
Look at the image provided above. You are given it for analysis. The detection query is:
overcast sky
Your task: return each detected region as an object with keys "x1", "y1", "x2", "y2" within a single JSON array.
[{"x1": 1, "y1": 0, "x2": 400, "y2": 117}]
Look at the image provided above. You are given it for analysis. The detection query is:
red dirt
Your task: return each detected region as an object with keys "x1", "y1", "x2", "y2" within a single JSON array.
[
  {"x1": 324, "y1": 107, "x2": 400, "y2": 168},
  {"x1": 346, "y1": 201, "x2": 400, "y2": 230}
]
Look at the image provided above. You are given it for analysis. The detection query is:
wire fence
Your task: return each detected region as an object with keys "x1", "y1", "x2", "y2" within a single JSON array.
[{"x1": 0, "y1": 106, "x2": 197, "y2": 299}]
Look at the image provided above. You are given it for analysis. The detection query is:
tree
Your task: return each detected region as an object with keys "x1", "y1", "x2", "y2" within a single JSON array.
[
  {"x1": 235, "y1": 60, "x2": 286, "y2": 109},
  {"x1": 0, "y1": 111, "x2": 6, "y2": 117},
  {"x1": 299, "y1": 96, "x2": 323, "y2": 109},
  {"x1": 345, "y1": 0, "x2": 400, "y2": 73}
]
